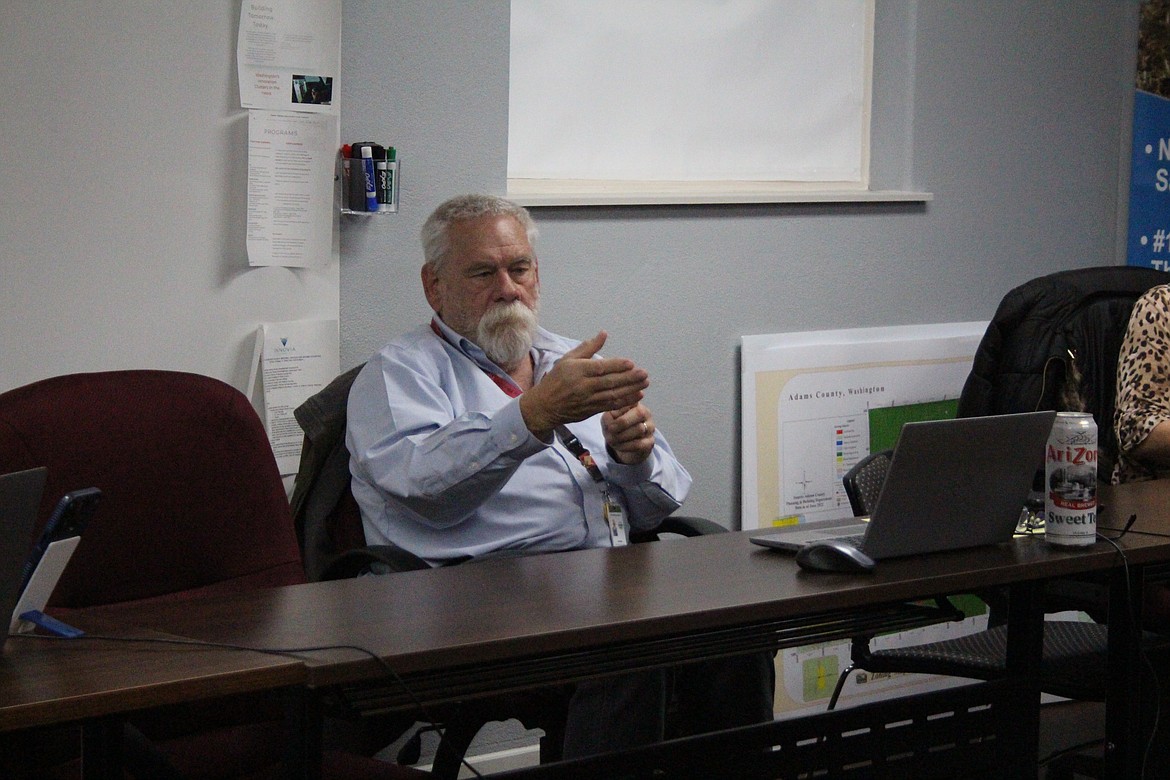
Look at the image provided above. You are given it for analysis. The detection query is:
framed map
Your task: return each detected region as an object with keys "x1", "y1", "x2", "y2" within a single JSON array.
[{"x1": 741, "y1": 322, "x2": 986, "y2": 530}]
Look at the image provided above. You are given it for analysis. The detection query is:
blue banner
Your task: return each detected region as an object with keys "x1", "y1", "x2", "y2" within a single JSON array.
[{"x1": 1127, "y1": 90, "x2": 1170, "y2": 270}]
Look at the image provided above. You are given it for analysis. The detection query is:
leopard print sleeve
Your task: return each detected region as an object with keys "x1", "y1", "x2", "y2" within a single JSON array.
[{"x1": 1113, "y1": 283, "x2": 1170, "y2": 483}]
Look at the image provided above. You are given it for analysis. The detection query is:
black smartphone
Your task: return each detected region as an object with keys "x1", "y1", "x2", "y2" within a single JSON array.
[{"x1": 19, "y1": 487, "x2": 102, "y2": 592}]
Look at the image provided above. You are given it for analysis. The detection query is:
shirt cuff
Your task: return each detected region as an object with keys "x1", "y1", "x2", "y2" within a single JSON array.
[
  {"x1": 604, "y1": 447, "x2": 655, "y2": 484},
  {"x1": 493, "y1": 397, "x2": 552, "y2": 457}
]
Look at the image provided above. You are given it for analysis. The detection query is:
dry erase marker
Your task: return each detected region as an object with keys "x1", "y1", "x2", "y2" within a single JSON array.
[
  {"x1": 377, "y1": 146, "x2": 398, "y2": 212},
  {"x1": 389, "y1": 147, "x2": 399, "y2": 211},
  {"x1": 360, "y1": 146, "x2": 378, "y2": 211},
  {"x1": 346, "y1": 144, "x2": 371, "y2": 211},
  {"x1": 375, "y1": 149, "x2": 389, "y2": 210}
]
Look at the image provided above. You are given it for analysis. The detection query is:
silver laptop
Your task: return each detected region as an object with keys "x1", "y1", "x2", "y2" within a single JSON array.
[
  {"x1": 0, "y1": 467, "x2": 48, "y2": 650},
  {"x1": 750, "y1": 412, "x2": 1056, "y2": 560}
]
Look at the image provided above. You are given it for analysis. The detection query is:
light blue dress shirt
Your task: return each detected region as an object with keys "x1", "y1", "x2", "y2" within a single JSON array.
[{"x1": 346, "y1": 318, "x2": 692, "y2": 567}]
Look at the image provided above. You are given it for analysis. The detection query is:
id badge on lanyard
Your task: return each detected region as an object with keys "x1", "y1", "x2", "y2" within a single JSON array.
[
  {"x1": 556, "y1": 425, "x2": 629, "y2": 547},
  {"x1": 602, "y1": 489, "x2": 629, "y2": 547}
]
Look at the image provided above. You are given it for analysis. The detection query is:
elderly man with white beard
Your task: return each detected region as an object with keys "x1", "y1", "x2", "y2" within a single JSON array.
[{"x1": 346, "y1": 193, "x2": 774, "y2": 760}]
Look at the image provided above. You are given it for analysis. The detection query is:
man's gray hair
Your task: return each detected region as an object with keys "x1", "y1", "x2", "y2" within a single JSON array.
[{"x1": 420, "y1": 194, "x2": 539, "y2": 273}]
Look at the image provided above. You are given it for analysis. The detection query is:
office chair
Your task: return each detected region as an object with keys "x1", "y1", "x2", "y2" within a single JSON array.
[
  {"x1": 0, "y1": 370, "x2": 429, "y2": 780},
  {"x1": 840, "y1": 448, "x2": 892, "y2": 518},
  {"x1": 832, "y1": 445, "x2": 1128, "y2": 780},
  {"x1": 958, "y1": 265, "x2": 1169, "y2": 481},
  {"x1": 290, "y1": 365, "x2": 727, "y2": 779},
  {"x1": 829, "y1": 448, "x2": 1110, "y2": 712}
]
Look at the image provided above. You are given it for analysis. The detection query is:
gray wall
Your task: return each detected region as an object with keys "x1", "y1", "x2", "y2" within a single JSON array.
[
  {"x1": 340, "y1": 0, "x2": 1145, "y2": 530},
  {"x1": 0, "y1": 2, "x2": 338, "y2": 399},
  {"x1": 0, "y1": 2, "x2": 1138, "y2": 531}
]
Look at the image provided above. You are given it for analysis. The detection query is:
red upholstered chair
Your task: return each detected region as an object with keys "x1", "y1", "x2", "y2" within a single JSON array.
[
  {"x1": 0, "y1": 370, "x2": 305, "y2": 608},
  {"x1": 0, "y1": 370, "x2": 427, "y2": 779}
]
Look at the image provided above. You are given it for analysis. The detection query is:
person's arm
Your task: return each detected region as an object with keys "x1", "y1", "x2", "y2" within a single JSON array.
[
  {"x1": 519, "y1": 331, "x2": 649, "y2": 440},
  {"x1": 1129, "y1": 420, "x2": 1170, "y2": 467},
  {"x1": 603, "y1": 438, "x2": 693, "y2": 532},
  {"x1": 348, "y1": 332, "x2": 657, "y2": 529},
  {"x1": 1115, "y1": 286, "x2": 1170, "y2": 472},
  {"x1": 595, "y1": 402, "x2": 691, "y2": 531},
  {"x1": 347, "y1": 353, "x2": 546, "y2": 529}
]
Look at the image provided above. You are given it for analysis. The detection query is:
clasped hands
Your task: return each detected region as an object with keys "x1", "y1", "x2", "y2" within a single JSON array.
[{"x1": 519, "y1": 331, "x2": 657, "y2": 465}]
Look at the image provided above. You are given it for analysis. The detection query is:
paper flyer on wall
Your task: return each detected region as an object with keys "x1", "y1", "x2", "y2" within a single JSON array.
[
  {"x1": 249, "y1": 319, "x2": 339, "y2": 475},
  {"x1": 246, "y1": 110, "x2": 338, "y2": 268},
  {"x1": 237, "y1": 0, "x2": 340, "y2": 115}
]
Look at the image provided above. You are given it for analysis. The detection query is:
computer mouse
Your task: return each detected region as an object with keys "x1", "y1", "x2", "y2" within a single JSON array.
[{"x1": 795, "y1": 539, "x2": 876, "y2": 573}]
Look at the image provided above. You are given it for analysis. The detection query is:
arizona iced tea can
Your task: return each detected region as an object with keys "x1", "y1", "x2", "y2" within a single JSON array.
[{"x1": 1044, "y1": 412, "x2": 1097, "y2": 547}]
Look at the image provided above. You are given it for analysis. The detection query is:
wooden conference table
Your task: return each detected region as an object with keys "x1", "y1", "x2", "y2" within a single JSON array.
[
  {"x1": 1100, "y1": 479, "x2": 1170, "y2": 539},
  {"x1": 0, "y1": 621, "x2": 304, "y2": 778},
  {"x1": 5, "y1": 478, "x2": 1170, "y2": 778}
]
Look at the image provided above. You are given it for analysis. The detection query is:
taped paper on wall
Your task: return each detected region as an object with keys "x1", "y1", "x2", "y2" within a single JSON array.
[
  {"x1": 250, "y1": 319, "x2": 339, "y2": 475},
  {"x1": 238, "y1": 0, "x2": 341, "y2": 115},
  {"x1": 246, "y1": 110, "x2": 339, "y2": 268}
]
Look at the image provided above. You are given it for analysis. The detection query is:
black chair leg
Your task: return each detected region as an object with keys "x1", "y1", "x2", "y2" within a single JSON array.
[
  {"x1": 430, "y1": 720, "x2": 481, "y2": 780},
  {"x1": 827, "y1": 663, "x2": 854, "y2": 710},
  {"x1": 122, "y1": 724, "x2": 182, "y2": 780},
  {"x1": 538, "y1": 721, "x2": 564, "y2": 764}
]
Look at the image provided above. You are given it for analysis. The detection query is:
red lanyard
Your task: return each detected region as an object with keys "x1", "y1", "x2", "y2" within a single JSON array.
[
  {"x1": 431, "y1": 318, "x2": 522, "y2": 397},
  {"x1": 554, "y1": 425, "x2": 606, "y2": 484}
]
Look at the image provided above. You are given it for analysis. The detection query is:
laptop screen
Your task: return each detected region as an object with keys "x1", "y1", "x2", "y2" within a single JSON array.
[{"x1": 0, "y1": 467, "x2": 48, "y2": 649}]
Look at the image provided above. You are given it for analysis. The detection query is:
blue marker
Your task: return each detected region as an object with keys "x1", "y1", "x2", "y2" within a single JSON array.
[{"x1": 360, "y1": 145, "x2": 379, "y2": 211}]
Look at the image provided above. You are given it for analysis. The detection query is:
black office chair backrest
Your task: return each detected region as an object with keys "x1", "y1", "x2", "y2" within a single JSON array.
[
  {"x1": 957, "y1": 265, "x2": 1168, "y2": 478},
  {"x1": 842, "y1": 449, "x2": 892, "y2": 517}
]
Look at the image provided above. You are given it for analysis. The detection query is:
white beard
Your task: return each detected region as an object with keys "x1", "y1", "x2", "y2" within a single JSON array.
[{"x1": 476, "y1": 300, "x2": 538, "y2": 368}]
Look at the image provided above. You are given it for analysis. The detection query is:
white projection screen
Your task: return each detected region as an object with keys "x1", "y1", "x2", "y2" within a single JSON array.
[{"x1": 508, "y1": 0, "x2": 873, "y2": 189}]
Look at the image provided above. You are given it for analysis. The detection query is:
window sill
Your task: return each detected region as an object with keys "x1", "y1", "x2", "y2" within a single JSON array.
[{"x1": 505, "y1": 182, "x2": 932, "y2": 207}]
